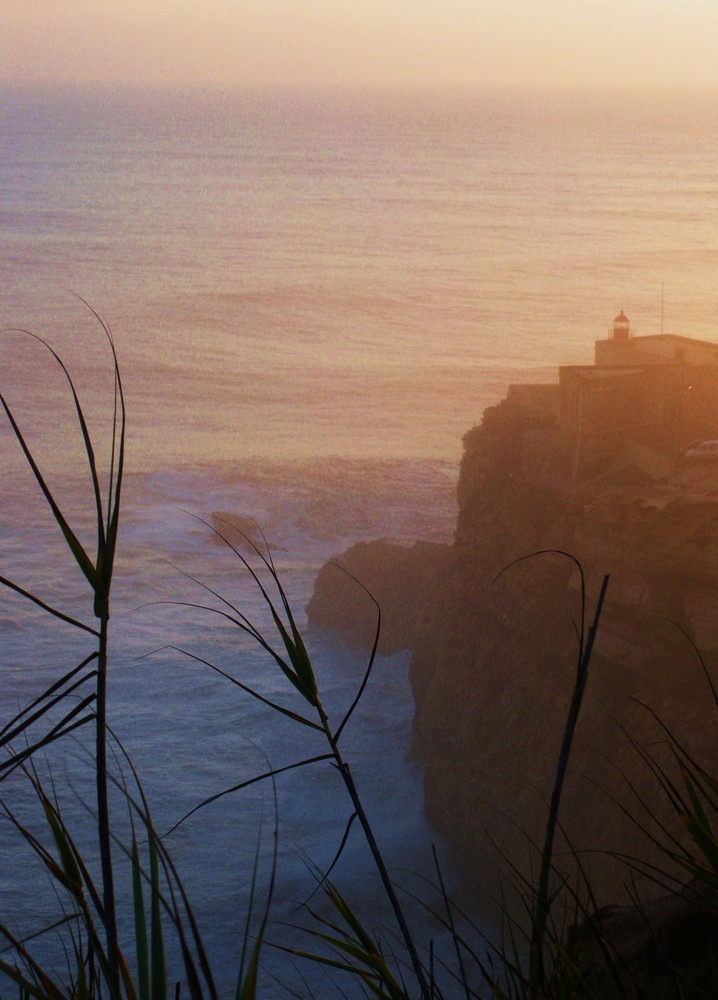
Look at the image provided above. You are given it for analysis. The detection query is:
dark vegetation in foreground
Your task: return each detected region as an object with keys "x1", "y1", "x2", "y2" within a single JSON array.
[{"x1": 1, "y1": 319, "x2": 717, "y2": 998}]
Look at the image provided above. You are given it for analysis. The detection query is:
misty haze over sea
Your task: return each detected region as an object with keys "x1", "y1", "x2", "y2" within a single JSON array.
[
  {"x1": 2, "y1": 84, "x2": 718, "y2": 993},
  {"x1": 5, "y1": 85, "x2": 718, "y2": 467}
]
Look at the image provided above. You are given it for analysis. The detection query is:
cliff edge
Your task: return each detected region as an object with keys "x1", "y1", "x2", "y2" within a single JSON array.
[{"x1": 308, "y1": 386, "x2": 718, "y2": 905}]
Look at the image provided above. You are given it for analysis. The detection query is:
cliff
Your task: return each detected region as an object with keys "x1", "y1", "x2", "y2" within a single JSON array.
[{"x1": 307, "y1": 389, "x2": 718, "y2": 907}]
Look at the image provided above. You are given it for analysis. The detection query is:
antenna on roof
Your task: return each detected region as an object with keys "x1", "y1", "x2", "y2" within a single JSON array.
[{"x1": 661, "y1": 281, "x2": 665, "y2": 334}]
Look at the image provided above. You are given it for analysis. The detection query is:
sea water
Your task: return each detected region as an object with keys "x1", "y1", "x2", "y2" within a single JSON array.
[{"x1": 2, "y1": 83, "x2": 718, "y2": 995}]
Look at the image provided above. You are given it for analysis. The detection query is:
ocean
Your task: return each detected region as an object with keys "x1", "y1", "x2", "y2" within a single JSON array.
[{"x1": 2, "y1": 83, "x2": 718, "y2": 995}]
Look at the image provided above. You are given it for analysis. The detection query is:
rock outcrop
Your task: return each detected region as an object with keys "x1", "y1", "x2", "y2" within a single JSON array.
[
  {"x1": 307, "y1": 539, "x2": 453, "y2": 654},
  {"x1": 307, "y1": 388, "x2": 718, "y2": 909}
]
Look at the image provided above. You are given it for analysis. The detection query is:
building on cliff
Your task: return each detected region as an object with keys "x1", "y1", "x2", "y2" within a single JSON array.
[{"x1": 510, "y1": 311, "x2": 718, "y2": 480}]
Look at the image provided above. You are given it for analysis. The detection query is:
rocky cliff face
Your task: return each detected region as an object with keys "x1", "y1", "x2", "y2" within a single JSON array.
[
  {"x1": 307, "y1": 538, "x2": 453, "y2": 655},
  {"x1": 308, "y1": 389, "x2": 718, "y2": 906}
]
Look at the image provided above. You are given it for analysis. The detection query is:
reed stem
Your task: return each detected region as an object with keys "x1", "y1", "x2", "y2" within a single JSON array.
[
  {"x1": 319, "y1": 706, "x2": 432, "y2": 1000},
  {"x1": 532, "y1": 573, "x2": 609, "y2": 986},
  {"x1": 96, "y1": 614, "x2": 120, "y2": 996}
]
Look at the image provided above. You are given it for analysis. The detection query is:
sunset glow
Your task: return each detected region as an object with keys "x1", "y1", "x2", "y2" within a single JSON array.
[
  {"x1": 3, "y1": 0, "x2": 718, "y2": 90},
  {"x1": 5, "y1": 0, "x2": 718, "y2": 989}
]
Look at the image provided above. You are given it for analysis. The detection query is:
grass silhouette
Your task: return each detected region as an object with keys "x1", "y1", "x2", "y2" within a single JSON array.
[{"x1": 1, "y1": 319, "x2": 716, "y2": 999}]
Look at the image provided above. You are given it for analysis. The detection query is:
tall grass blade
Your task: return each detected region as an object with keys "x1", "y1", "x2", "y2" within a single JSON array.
[
  {"x1": 0, "y1": 954, "x2": 65, "y2": 1000},
  {"x1": 0, "y1": 699, "x2": 95, "y2": 777},
  {"x1": 236, "y1": 777, "x2": 279, "y2": 1000},
  {"x1": 12, "y1": 326, "x2": 110, "y2": 545},
  {"x1": 0, "y1": 654, "x2": 98, "y2": 743},
  {"x1": 236, "y1": 824, "x2": 264, "y2": 998},
  {"x1": 149, "y1": 834, "x2": 168, "y2": 1000},
  {"x1": 151, "y1": 645, "x2": 322, "y2": 732},
  {"x1": 326, "y1": 564, "x2": 381, "y2": 743},
  {"x1": 163, "y1": 753, "x2": 333, "y2": 837},
  {"x1": 301, "y1": 812, "x2": 359, "y2": 907},
  {"x1": 42, "y1": 796, "x2": 84, "y2": 895},
  {"x1": 532, "y1": 571, "x2": 609, "y2": 985},
  {"x1": 431, "y1": 845, "x2": 470, "y2": 1000},
  {"x1": 269, "y1": 609, "x2": 318, "y2": 704},
  {"x1": 132, "y1": 838, "x2": 151, "y2": 1000},
  {"x1": 0, "y1": 575, "x2": 100, "y2": 636},
  {"x1": 0, "y1": 393, "x2": 99, "y2": 593}
]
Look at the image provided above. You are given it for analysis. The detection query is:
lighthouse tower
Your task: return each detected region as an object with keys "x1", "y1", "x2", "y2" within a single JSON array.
[{"x1": 612, "y1": 309, "x2": 631, "y2": 341}]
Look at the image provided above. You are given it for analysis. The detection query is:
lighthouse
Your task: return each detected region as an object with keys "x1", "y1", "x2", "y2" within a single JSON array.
[{"x1": 612, "y1": 309, "x2": 631, "y2": 341}]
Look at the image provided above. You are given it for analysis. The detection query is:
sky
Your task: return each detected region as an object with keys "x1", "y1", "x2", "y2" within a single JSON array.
[{"x1": 2, "y1": 0, "x2": 718, "y2": 90}]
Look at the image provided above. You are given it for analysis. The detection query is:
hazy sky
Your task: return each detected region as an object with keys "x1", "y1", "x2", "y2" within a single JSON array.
[{"x1": 2, "y1": 0, "x2": 718, "y2": 90}]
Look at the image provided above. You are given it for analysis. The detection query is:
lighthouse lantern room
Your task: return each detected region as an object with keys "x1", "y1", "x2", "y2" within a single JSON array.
[{"x1": 612, "y1": 309, "x2": 631, "y2": 341}]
